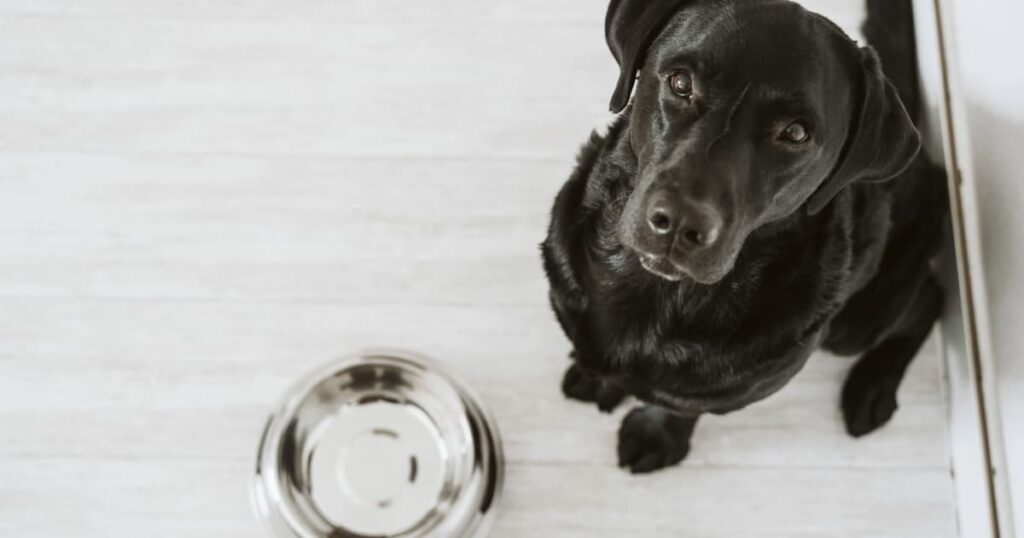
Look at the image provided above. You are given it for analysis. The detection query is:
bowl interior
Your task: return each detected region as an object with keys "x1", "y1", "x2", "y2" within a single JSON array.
[{"x1": 255, "y1": 353, "x2": 500, "y2": 538}]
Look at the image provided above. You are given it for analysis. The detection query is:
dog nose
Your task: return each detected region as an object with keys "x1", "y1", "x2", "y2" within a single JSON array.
[
  {"x1": 646, "y1": 201, "x2": 676, "y2": 235},
  {"x1": 680, "y1": 218, "x2": 720, "y2": 247},
  {"x1": 645, "y1": 192, "x2": 721, "y2": 248}
]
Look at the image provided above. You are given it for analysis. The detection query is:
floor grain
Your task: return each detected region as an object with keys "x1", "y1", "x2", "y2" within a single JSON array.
[{"x1": 0, "y1": 0, "x2": 957, "y2": 536}]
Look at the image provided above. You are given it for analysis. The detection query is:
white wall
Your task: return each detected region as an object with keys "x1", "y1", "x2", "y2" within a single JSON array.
[{"x1": 939, "y1": 0, "x2": 1024, "y2": 534}]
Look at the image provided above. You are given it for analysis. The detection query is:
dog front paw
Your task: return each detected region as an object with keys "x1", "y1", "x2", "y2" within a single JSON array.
[
  {"x1": 561, "y1": 362, "x2": 626, "y2": 412},
  {"x1": 841, "y1": 365, "x2": 899, "y2": 437},
  {"x1": 617, "y1": 406, "x2": 697, "y2": 473}
]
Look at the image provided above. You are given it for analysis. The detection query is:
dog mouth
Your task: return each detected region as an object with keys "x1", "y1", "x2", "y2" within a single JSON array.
[
  {"x1": 637, "y1": 253, "x2": 687, "y2": 281},
  {"x1": 636, "y1": 252, "x2": 729, "y2": 284}
]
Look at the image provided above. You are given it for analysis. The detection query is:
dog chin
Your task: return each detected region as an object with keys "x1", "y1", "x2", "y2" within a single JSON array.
[
  {"x1": 638, "y1": 254, "x2": 686, "y2": 281},
  {"x1": 637, "y1": 253, "x2": 728, "y2": 284}
]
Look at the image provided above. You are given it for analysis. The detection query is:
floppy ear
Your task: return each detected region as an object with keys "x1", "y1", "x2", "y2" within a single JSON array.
[
  {"x1": 806, "y1": 46, "x2": 921, "y2": 214},
  {"x1": 606, "y1": 0, "x2": 689, "y2": 113}
]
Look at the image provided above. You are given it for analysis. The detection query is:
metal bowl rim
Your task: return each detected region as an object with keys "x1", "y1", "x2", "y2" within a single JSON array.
[{"x1": 251, "y1": 347, "x2": 504, "y2": 538}]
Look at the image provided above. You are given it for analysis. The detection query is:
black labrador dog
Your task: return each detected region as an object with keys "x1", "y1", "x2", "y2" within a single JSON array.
[{"x1": 542, "y1": 0, "x2": 947, "y2": 473}]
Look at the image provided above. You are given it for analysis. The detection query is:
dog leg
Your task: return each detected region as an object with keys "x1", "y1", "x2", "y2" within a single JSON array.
[
  {"x1": 841, "y1": 275, "x2": 943, "y2": 436},
  {"x1": 561, "y1": 361, "x2": 627, "y2": 413},
  {"x1": 617, "y1": 405, "x2": 699, "y2": 473}
]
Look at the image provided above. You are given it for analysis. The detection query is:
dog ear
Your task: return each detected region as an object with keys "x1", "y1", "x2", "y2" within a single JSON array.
[
  {"x1": 606, "y1": 0, "x2": 689, "y2": 113},
  {"x1": 806, "y1": 46, "x2": 920, "y2": 214}
]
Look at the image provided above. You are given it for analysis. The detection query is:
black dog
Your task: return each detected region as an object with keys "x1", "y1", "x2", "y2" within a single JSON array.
[{"x1": 542, "y1": 0, "x2": 947, "y2": 473}]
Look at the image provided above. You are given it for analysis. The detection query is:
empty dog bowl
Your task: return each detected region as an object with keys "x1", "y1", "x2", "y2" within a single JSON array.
[{"x1": 252, "y1": 349, "x2": 503, "y2": 537}]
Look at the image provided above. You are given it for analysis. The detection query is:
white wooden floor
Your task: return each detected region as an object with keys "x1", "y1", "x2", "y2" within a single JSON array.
[{"x1": 0, "y1": 1, "x2": 958, "y2": 536}]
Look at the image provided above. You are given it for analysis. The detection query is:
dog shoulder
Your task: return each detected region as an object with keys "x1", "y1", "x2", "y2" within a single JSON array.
[
  {"x1": 541, "y1": 131, "x2": 604, "y2": 298},
  {"x1": 542, "y1": 118, "x2": 631, "y2": 291}
]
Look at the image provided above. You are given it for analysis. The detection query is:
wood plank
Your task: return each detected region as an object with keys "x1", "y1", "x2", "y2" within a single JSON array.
[
  {"x1": 0, "y1": 300, "x2": 948, "y2": 469},
  {"x1": 495, "y1": 463, "x2": 958, "y2": 537},
  {"x1": 0, "y1": 0, "x2": 862, "y2": 32},
  {"x1": 0, "y1": 155, "x2": 563, "y2": 304},
  {"x1": 0, "y1": 458, "x2": 258, "y2": 537},
  {"x1": 0, "y1": 0, "x2": 606, "y2": 23},
  {"x1": 0, "y1": 17, "x2": 611, "y2": 159},
  {"x1": 0, "y1": 458, "x2": 956, "y2": 538},
  {"x1": 0, "y1": 1, "x2": 864, "y2": 159}
]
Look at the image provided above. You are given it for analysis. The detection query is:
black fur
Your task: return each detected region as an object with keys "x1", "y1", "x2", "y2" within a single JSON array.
[{"x1": 542, "y1": 0, "x2": 947, "y2": 473}]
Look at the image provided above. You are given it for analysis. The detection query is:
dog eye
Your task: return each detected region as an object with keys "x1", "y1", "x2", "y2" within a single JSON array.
[
  {"x1": 668, "y1": 71, "x2": 694, "y2": 99},
  {"x1": 779, "y1": 121, "x2": 811, "y2": 144}
]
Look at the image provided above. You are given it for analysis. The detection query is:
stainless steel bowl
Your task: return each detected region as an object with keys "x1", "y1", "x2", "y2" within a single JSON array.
[{"x1": 252, "y1": 349, "x2": 503, "y2": 537}]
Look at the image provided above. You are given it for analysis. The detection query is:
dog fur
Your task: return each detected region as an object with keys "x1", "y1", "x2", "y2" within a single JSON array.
[{"x1": 541, "y1": 0, "x2": 948, "y2": 473}]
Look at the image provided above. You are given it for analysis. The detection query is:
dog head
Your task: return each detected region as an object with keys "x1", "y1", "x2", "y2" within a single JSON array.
[{"x1": 607, "y1": 0, "x2": 920, "y2": 283}]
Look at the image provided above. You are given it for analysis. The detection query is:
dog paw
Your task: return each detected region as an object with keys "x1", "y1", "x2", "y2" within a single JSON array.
[
  {"x1": 561, "y1": 362, "x2": 626, "y2": 413},
  {"x1": 841, "y1": 366, "x2": 899, "y2": 437},
  {"x1": 617, "y1": 406, "x2": 696, "y2": 473}
]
